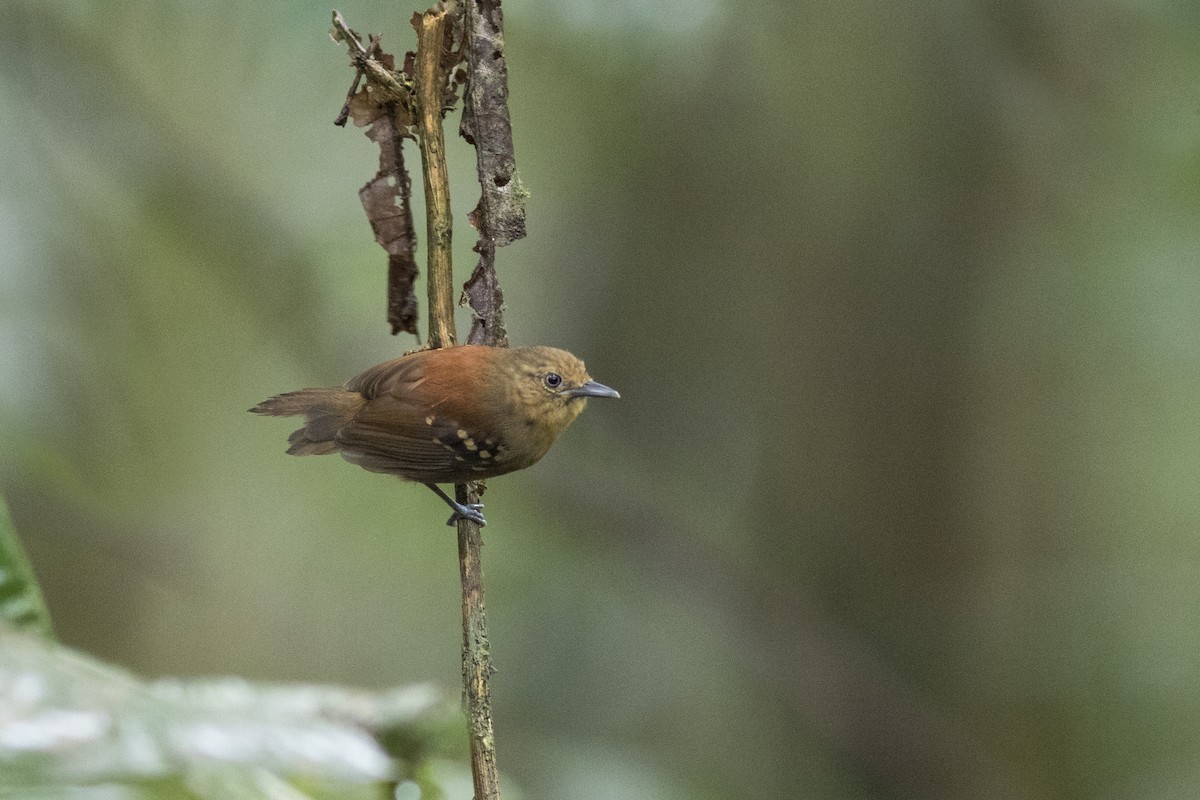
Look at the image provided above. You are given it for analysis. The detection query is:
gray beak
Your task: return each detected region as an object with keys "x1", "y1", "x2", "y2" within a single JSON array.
[{"x1": 564, "y1": 380, "x2": 621, "y2": 399}]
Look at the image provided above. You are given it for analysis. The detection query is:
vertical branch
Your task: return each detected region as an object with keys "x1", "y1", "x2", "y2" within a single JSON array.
[
  {"x1": 454, "y1": 485, "x2": 498, "y2": 800},
  {"x1": 459, "y1": 0, "x2": 525, "y2": 347},
  {"x1": 415, "y1": 7, "x2": 456, "y2": 350},
  {"x1": 338, "y1": 6, "x2": 518, "y2": 797},
  {"x1": 452, "y1": 3, "x2": 525, "y2": 791},
  {"x1": 460, "y1": 0, "x2": 526, "y2": 250},
  {"x1": 414, "y1": 6, "x2": 502, "y2": 800}
]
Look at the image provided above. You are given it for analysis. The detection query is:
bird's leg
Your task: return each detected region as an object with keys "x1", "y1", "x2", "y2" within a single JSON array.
[{"x1": 425, "y1": 483, "x2": 487, "y2": 527}]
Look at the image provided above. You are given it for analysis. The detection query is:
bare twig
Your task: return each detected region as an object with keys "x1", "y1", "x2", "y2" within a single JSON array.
[
  {"x1": 334, "y1": 69, "x2": 363, "y2": 127},
  {"x1": 415, "y1": 8, "x2": 457, "y2": 350},
  {"x1": 331, "y1": 11, "x2": 408, "y2": 102},
  {"x1": 331, "y1": 10, "x2": 370, "y2": 56},
  {"x1": 454, "y1": 479, "x2": 498, "y2": 800},
  {"x1": 334, "y1": 35, "x2": 382, "y2": 127},
  {"x1": 414, "y1": 6, "x2": 502, "y2": 799},
  {"x1": 451, "y1": 4, "x2": 525, "y2": 792}
]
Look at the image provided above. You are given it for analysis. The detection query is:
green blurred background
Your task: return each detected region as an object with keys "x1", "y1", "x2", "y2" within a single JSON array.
[{"x1": 3, "y1": 1, "x2": 1200, "y2": 798}]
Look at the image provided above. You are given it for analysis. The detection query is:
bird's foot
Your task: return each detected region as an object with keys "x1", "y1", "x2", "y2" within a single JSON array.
[
  {"x1": 446, "y1": 502, "x2": 486, "y2": 527},
  {"x1": 425, "y1": 483, "x2": 487, "y2": 528}
]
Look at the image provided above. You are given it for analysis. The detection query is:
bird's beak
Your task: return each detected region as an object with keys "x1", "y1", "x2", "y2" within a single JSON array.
[{"x1": 564, "y1": 380, "x2": 621, "y2": 399}]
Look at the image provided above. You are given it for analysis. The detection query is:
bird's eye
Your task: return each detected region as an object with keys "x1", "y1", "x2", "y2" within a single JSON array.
[{"x1": 544, "y1": 372, "x2": 563, "y2": 389}]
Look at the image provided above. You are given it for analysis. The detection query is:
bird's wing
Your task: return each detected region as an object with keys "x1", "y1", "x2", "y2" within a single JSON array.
[
  {"x1": 344, "y1": 354, "x2": 424, "y2": 399},
  {"x1": 335, "y1": 354, "x2": 507, "y2": 482}
]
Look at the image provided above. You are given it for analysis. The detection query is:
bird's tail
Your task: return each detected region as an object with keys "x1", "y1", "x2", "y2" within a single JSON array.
[{"x1": 249, "y1": 388, "x2": 365, "y2": 456}]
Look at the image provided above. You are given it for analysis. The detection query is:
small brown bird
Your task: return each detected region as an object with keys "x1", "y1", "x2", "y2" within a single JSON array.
[{"x1": 250, "y1": 345, "x2": 619, "y2": 526}]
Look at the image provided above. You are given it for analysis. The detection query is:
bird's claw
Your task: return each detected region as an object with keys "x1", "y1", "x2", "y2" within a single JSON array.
[{"x1": 446, "y1": 502, "x2": 486, "y2": 527}]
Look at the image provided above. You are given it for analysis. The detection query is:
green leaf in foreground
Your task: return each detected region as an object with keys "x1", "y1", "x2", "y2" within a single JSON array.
[
  {"x1": 0, "y1": 496, "x2": 54, "y2": 638},
  {"x1": 0, "y1": 630, "x2": 458, "y2": 799}
]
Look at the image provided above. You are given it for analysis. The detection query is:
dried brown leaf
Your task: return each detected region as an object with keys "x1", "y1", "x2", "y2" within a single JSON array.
[
  {"x1": 359, "y1": 109, "x2": 420, "y2": 336},
  {"x1": 346, "y1": 87, "x2": 384, "y2": 128}
]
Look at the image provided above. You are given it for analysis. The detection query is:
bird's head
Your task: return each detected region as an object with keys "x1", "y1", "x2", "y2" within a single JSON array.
[{"x1": 496, "y1": 346, "x2": 620, "y2": 438}]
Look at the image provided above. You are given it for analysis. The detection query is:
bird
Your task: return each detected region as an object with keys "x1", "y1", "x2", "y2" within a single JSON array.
[{"x1": 250, "y1": 345, "x2": 619, "y2": 526}]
